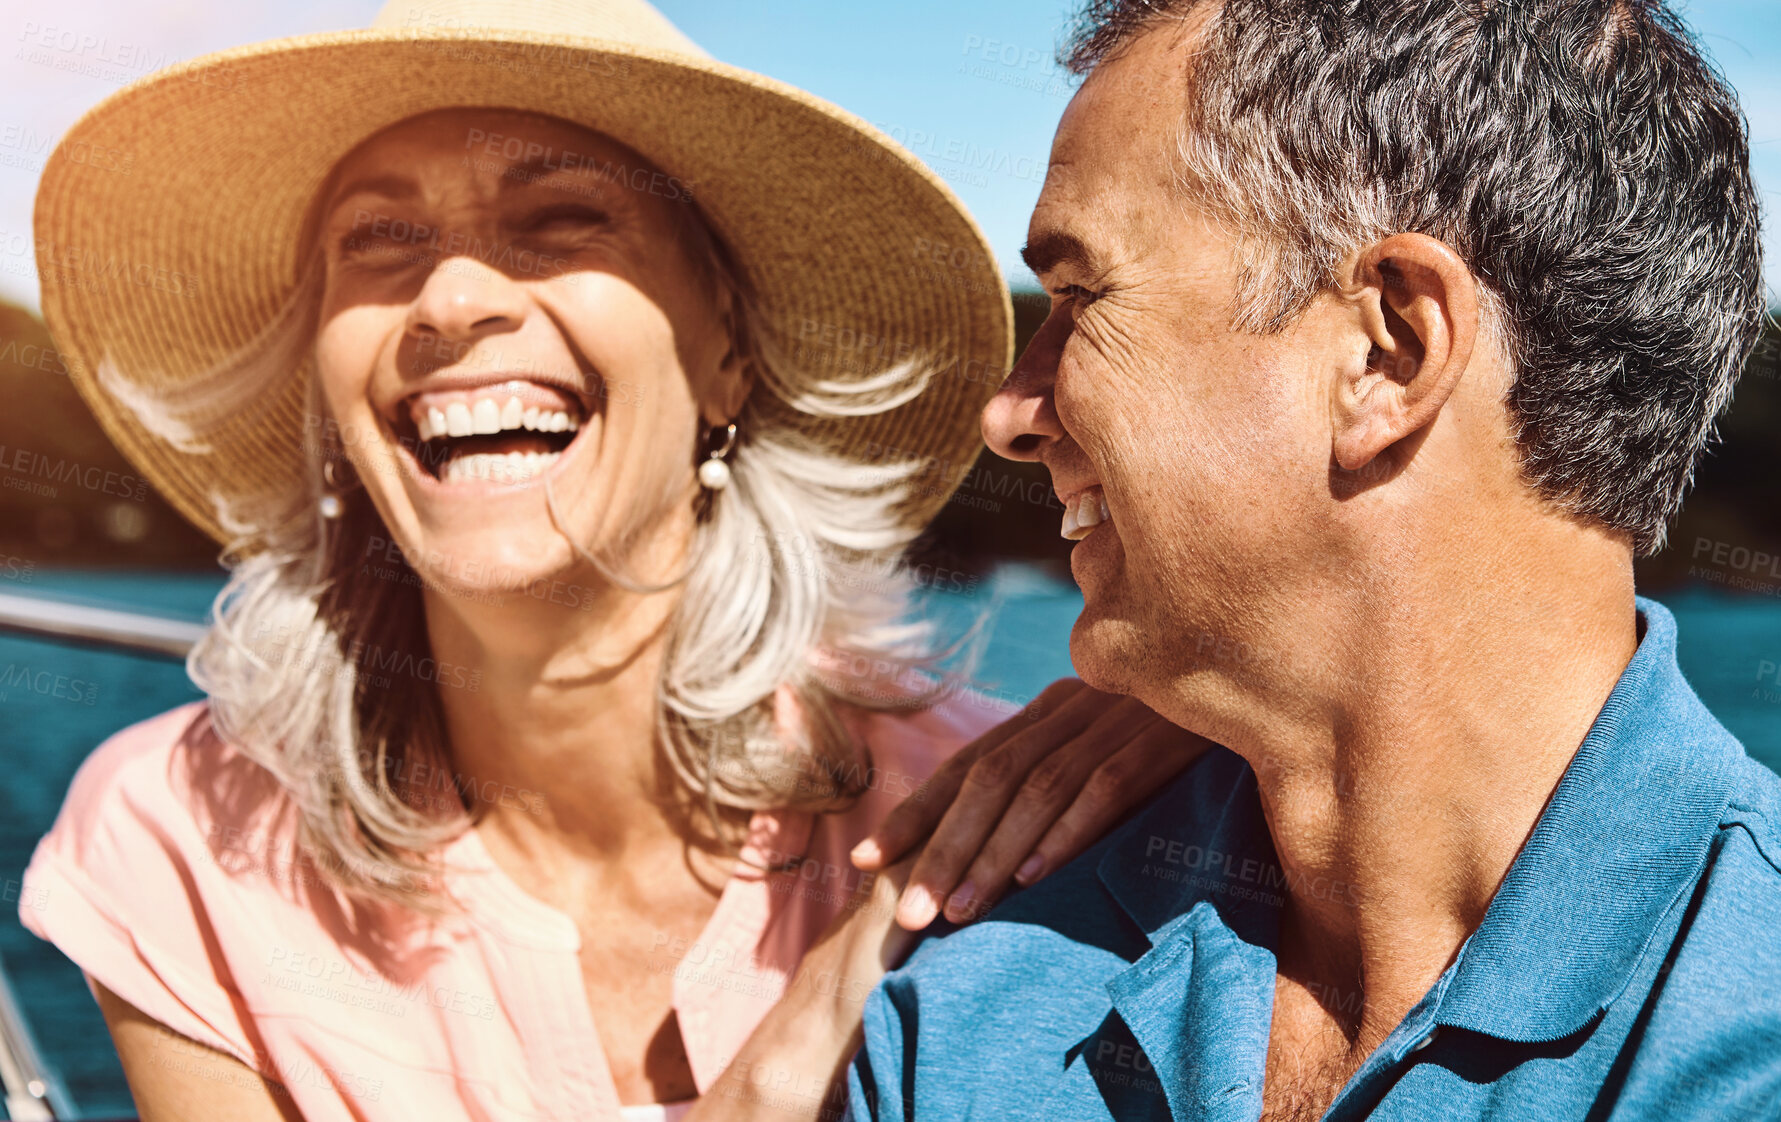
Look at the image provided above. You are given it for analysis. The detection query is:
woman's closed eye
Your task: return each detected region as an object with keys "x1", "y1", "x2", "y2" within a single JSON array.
[
  {"x1": 515, "y1": 203, "x2": 613, "y2": 236},
  {"x1": 329, "y1": 227, "x2": 418, "y2": 270}
]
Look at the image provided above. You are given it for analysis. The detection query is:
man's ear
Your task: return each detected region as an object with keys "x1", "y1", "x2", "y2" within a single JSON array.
[{"x1": 1332, "y1": 233, "x2": 1478, "y2": 472}]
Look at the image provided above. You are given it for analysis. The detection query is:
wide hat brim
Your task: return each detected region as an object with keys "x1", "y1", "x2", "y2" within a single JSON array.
[{"x1": 33, "y1": 26, "x2": 1014, "y2": 546}]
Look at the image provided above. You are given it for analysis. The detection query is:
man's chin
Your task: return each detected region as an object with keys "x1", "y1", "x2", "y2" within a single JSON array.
[{"x1": 1067, "y1": 612, "x2": 1137, "y2": 696}]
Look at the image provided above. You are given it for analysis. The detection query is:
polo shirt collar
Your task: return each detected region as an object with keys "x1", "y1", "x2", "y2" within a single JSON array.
[
  {"x1": 1096, "y1": 745, "x2": 1281, "y2": 951},
  {"x1": 1096, "y1": 594, "x2": 1744, "y2": 1047},
  {"x1": 1094, "y1": 750, "x2": 1281, "y2": 1120},
  {"x1": 1434, "y1": 595, "x2": 1743, "y2": 1041}
]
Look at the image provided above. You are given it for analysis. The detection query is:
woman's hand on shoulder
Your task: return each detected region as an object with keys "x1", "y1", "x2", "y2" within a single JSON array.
[{"x1": 849, "y1": 677, "x2": 1215, "y2": 929}]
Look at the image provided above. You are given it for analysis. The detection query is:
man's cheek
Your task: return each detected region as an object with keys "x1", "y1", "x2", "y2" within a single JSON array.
[{"x1": 1054, "y1": 347, "x2": 1140, "y2": 445}]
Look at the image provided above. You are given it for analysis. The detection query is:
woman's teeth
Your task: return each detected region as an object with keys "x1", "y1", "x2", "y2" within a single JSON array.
[
  {"x1": 1061, "y1": 488, "x2": 1113, "y2": 541},
  {"x1": 440, "y1": 450, "x2": 562, "y2": 485},
  {"x1": 415, "y1": 395, "x2": 581, "y2": 441}
]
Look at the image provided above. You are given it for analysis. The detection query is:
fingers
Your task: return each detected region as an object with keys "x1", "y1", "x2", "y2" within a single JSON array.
[
  {"x1": 933, "y1": 698, "x2": 1162, "y2": 924},
  {"x1": 850, "y1": 676, "x2": 1087, "y2": 871},
  {"x1": 1011, "y1": 719, "x2": 1213, "y2": 894},
  {"x1": 891, "y1": 682, "x2": 1132, "y2": 929}
]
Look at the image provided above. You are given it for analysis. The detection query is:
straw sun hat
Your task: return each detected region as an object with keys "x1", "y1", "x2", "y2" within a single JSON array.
[{"x1": 33, "y1": 0, "x2": 1014, "y2": 546}]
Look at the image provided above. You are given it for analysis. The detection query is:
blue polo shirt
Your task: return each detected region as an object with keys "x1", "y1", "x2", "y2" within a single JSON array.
[{"x1": 846, "y1": 596, "x2": 1781, "y2": 1120}]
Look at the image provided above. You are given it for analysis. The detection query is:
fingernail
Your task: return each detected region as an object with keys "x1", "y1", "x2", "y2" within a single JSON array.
[
  {"x1": 851, "y1": 838, "x2": 881, "y2": 867},
  {"x1": 899, "y1": 884, "x2": 939, "y2": 929},
  {"x1": 1014, "y1": 854, "x2": 1045, "y2": 885},
  {"x1": 945, "y1": 881, "x2": 977, "y2": 923}
]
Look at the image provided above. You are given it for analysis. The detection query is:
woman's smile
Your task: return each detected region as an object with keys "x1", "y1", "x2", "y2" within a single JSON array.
[{"x1": 388, "y1": 374, "x2": 600, "y2": 491}]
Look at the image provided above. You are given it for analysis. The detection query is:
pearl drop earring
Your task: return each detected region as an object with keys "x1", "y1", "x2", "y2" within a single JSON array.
[
  {"x1": 699, "y1": 422, "x2": 738, "y2": 491},
  {"x1": 320, "y1": 458, "x2": 355, "y2": 519}
]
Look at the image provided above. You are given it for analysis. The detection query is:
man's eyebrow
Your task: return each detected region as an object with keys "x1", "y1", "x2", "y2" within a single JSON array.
[{"x1": 1020, "y1": 230, "x2": 1096, "y2": 278}]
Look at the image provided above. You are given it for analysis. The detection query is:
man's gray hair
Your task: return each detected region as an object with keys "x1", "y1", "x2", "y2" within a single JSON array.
[{"x1": 1064, "y1": 0, "x2": 1767, "y2": 556}]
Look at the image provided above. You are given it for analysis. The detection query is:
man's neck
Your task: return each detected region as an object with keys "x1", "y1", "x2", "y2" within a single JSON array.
[{"x1": 1210, "y1": 518, "x2": 1640, "y2": 1048}]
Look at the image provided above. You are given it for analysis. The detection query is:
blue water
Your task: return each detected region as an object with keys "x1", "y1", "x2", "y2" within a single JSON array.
[
  {"x1": 0, "y1": 568, "x2": 1776, "y2": 1119},
  {"x1": 1, "y1": 571, "x2": 221, "y2": 1120}
]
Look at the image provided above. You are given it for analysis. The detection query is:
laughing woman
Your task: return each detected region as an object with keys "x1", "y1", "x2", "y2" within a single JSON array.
[{"x1": 17, "y1": 1, "x2": 1206, "y2": 1121}]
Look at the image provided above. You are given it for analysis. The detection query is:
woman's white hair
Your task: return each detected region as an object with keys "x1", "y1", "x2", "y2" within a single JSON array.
[{"x1": 119, "y1": 161, "x2": 989, "y2": 905}]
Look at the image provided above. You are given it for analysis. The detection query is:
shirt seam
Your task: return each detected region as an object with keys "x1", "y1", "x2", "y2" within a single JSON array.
[{"x1": 1718, "y1": 806, "x2": 1781, "y2": 877}]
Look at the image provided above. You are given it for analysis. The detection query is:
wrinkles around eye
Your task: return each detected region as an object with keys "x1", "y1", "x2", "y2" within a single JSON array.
[{"x1": 514, "y1": 204, "x2": 613, "y2": 232}]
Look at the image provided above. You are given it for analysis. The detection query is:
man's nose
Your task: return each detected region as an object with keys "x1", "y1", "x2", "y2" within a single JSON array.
[
  {"x1": 405, "y1": 256, "x2": 527, "y2": 343},
  {"x1": 981, "y1": 307, "x2": 1069, "y2": 463}
]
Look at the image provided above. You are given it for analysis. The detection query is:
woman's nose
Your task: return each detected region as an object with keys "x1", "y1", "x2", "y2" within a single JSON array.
[
  {"x1": 405, "y1": 255, "x2": 527, "y2": 343},
  {"x1": 981, "y1": 307, "x2": 1069, "y2": 463}
]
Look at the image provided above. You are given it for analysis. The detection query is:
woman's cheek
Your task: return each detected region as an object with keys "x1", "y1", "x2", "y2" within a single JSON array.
[
  {"x1": 309, "y1": 312, "x2": 396, "y2": 478},
  {"x1": 315, "y1": 306, "x2": 388, "y2": 397}
]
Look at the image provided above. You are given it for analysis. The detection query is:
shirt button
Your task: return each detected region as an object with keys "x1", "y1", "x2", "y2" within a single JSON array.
[{"x1": 1411, "y1": 1028, "x2": 1438, "y2": 1052}]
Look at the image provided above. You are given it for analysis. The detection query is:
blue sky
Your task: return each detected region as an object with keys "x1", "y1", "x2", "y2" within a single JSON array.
[{"x1": 0, "y1": 0, "x2": 1775, "y2": 309}]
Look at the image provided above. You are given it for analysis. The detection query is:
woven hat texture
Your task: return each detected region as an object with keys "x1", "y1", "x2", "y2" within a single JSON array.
[{"x1": 32, "y1": 0, "x2": 1014, "y2": 544}]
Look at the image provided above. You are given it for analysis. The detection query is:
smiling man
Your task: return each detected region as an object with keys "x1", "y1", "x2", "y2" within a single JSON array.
[{"x1": 843, "y1": 1, "x2": 1780, "y2": 1120}]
